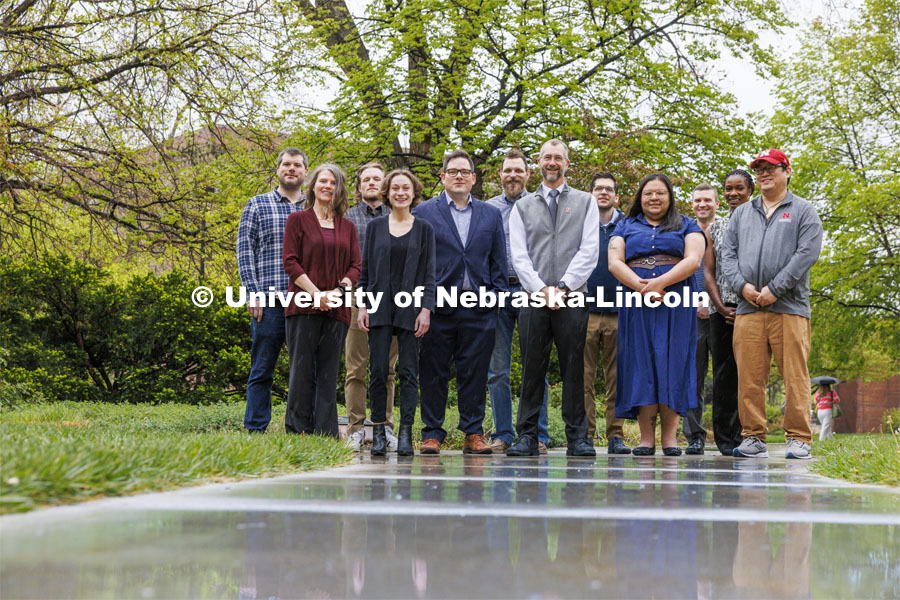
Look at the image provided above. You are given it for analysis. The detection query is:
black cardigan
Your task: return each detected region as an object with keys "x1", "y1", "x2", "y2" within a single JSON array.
[{"x1": 358, "y1": 216, "x2": 436, "y2": 329}]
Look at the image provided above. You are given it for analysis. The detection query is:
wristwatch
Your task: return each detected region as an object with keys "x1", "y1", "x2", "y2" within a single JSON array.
[{"x1": 558, "y1": 281, "x2": 569, "y2": 292}]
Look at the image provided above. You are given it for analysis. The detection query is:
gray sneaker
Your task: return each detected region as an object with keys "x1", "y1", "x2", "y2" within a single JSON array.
[
  {"x1": 346, "y1": 429, "x2": 365, "y2": 452},
  {"x1": 385, "y1": 426, "x2": 399, "y2": 453},
  {"x1": 733, "y1": 436, "x2": 768, "y2": 458},
  {"x1": 785, "y1": 438, "x2": 812, "y2": 460}
]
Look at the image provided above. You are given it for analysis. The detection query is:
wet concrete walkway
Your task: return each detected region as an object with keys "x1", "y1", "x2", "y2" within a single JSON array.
[{"x1": 2, "y1": 450, "x2": 899, "y2": 598}]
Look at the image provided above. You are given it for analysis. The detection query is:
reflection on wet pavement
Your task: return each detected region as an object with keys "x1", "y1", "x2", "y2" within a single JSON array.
[{"x1": 2, "y1": 454, "x2": 898, "y2": 598}]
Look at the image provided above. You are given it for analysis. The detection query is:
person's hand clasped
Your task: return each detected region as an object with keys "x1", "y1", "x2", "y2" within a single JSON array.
[
  {"x1": 414, "y1": 308, "x2": 431, "y2": 338},
  {"x1": 639, "y1": 278, "x2": 666, "y2": 303},
  {"x1": 721, "y1": 305, "x2": 737, "y2": 324},
  {"x1": 741, "y1": 283, "x2": 760, "y2": 307},
  {"x1": 756, "y1": 285, "x2": 777, "y2": 307}
]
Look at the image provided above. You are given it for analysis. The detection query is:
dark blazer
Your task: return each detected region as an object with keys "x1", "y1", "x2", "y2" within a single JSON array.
[
  {"x1": 412, "y1": 192, "x2": 509, "y2": 315},
  {"x1": 282, "y1": 208, "x2": 361, "y2": 325},
  {"x1": 358, "y1": 216, "x2": 436, "y2": 330}
]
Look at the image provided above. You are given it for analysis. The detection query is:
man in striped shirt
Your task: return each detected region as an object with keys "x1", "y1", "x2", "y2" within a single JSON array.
[{"x1": 237, "y1": 147, "x2": 308, "y2": 432}]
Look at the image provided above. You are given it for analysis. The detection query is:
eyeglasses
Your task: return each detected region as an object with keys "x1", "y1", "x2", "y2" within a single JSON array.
[
  {"x1": 593, "y1": 185, "x2": 615, "y2": 193},
  {"x1": 642, "y1": 190, "x2": 668, "y2": 199},
  {"x1": 444, "y1": 169, "x2": 473, "y2": 178},
  {"x1": 754, "y1": 164, "x2": 785, "y2": 175}
]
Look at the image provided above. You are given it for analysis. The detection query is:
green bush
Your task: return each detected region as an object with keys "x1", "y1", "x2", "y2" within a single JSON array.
[
  {"x1": 1, "y1": 256, "x2": 267, "y2": 405},
  {"x1": 883, "y1": 408, "x2": 900, "y2": 434}
]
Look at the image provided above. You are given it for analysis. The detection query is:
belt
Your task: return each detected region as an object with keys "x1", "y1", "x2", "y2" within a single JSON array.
[
  {"x1": 508, "y1": 276, "x2": 520, "y2": 285},
  {"x1": 626, "y1": 254, "x2": 682, "y2": 268}
]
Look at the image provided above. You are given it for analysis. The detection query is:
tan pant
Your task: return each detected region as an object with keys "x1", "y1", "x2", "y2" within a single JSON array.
[
  {"x1": 583, "y1": 312, "x2": 623, "y2": 440},
  {"x1": 345, "y1": 305, "x2": 398, "y2": 434},
  {"x1": 733, "y1": 311, "x2": 812, "y2": 443}
]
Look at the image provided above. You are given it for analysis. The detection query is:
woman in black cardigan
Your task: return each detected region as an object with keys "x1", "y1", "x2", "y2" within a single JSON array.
[{"x1": 357, "y1": 169, "x2": 436, "y2": 455}]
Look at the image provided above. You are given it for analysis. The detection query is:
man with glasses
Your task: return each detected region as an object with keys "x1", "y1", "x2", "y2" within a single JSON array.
[
  {"x1": 237, "y1": 147, "x2": 308, "y2": 432},
  {"x1": 583, "y1": 171, "x2": 631, "y2": 454},
  {"x1": 506, "y1": 139, "x2": 599, "y2": 457},
  {"x1": 413, "y1": 150, "x2": 508, "y2": 454},
  {"x1": 486, "y1": 150, "x2": 552, "y2": 454},
  {"x1": 720, "y1": 149, "x2": 823, "y2": 459}
]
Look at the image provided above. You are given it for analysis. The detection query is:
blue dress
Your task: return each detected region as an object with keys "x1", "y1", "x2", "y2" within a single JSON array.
[{"x1": 612, "y1": 214, "x2": 704, "y2": 418}]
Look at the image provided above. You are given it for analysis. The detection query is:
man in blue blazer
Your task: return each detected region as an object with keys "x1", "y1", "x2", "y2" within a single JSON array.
[{"x1": 413, "y1": 149, "x2": 509, "y2": 454}]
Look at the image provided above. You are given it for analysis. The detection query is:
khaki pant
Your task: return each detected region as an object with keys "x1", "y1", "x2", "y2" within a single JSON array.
[
  {"x1": 344, "y1": 305, "x2": 398, "y2": 434},
  {"x1": 583, "y1": 312, "x2": 623, "y2": 440},
  {"x1": 733, "y1": 311, "x2": 812, "y2": 443}
]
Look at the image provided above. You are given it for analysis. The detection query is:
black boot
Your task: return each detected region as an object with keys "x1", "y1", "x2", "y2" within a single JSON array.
[
  {"x1": 397, "y1": 424, "x2": 414, "y2": 456},
  {"x1": 371, "y1": 424, "x2": 387, "y2": 456}
]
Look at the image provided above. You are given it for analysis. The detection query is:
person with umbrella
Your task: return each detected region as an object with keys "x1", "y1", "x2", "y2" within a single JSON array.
[{"x1": 812, "y1": 376, "x2": 841, "y2": 440}]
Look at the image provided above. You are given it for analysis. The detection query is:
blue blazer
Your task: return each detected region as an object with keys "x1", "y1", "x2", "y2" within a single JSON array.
[{"x1": 413, "y1": 192, "x2": 509, "y2": 314}]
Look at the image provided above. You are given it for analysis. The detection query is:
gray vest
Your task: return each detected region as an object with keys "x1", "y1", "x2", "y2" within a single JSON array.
[{"x1": 514, "y1": 186, "x2": 592, "y2": 292}]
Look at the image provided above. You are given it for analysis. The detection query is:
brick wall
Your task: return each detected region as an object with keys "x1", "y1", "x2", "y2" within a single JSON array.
[{"x1": 833, "y1": 375, "x2": 900, "y2": 433}]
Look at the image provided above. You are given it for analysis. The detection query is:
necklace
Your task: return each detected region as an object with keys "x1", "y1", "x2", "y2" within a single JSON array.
[{"x1": 762, "y1": 199, "x2": 782, "y2": 218}]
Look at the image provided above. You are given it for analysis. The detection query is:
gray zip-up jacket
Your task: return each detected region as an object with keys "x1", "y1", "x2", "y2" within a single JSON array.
[{"x1": 720, "y1": 191, "x2": 823, "y2": 318}]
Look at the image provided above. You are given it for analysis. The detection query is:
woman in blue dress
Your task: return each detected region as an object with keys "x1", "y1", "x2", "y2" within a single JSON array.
[{"x1": 608, "y1": 173, "x2": 706, "y2": 456}]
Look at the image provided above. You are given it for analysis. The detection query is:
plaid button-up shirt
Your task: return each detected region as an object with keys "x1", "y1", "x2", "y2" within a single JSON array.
[
  {"x1": 344, "y1": 201, "x2": 391, "y2": 259},
  {"x1": 237, "y1": 188, "x2": 305, "y2": 294}
]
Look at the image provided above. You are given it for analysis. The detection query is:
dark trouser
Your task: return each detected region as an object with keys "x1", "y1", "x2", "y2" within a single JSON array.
[
  {"x1": 709, "y1": 308, "x2": 742, "y2": 452},
  {"x1": 244, "y1": 307, "x2": 286, "y2": 431},
  {"x1": 683, "y1": 317, "x2": 710, "y2": 441},
  {"x1": 517, "y1": 305, "x2": 589, "y2": 443},
  {"x1": 418, "y1": 307, "x2": 496, "y2": 443},
  {"x1": 284, "y1": 314, "x2": 347, "y2": 437},
  {"x1": 368, "y1": 325, "x2": 419, "y2": 426}
]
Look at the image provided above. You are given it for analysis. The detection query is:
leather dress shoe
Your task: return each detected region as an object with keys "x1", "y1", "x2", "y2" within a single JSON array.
[
  {"x1": 419, "y1": 438, "x2": 441, "y2": 455},
  {"x1": 607, "y1": 437, "x2": 632, "y2": 455},
  {"x1": 490, "y1": 438, "x2": 509, "y2": 453},
  {"x1": 463, "y1": 433, "x2": 492, "y2": 454},
  {"x1": 506, "y1": 436, "x2": 538, "y2": 456},
  {"x1": 566, "y1": 438, "x2": 597, "y2": 457},
  {"x1": 719, "y1": 446, "x2": 735, "y2": 457},
  {"x1": 685, "y1": 438, "x2": 705, "y2": 455},
  {"x1": 632, "y1": 446, "x2": 655, "y2": 456},
  {"x1": 397, "y1": 425, "x2": 414, "y2": 456},
  {"x1": 663, "y1": 447, "x2": 682, "y2": 456}
]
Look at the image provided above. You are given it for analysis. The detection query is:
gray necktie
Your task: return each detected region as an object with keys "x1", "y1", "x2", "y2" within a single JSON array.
[{"x1": 548, "y1": 189, "x2": 559, "y2": 225}]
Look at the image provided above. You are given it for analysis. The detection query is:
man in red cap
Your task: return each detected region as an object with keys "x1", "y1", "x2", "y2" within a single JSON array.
[{"x1": 719, "y1": 149, "x2": 823, "y2": 459}]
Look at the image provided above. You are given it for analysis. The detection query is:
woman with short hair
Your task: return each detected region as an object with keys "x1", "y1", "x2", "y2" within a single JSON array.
[
  {"x1": 357, "y1": 169, "x2": 435, "y2": 455},
  {"x1": 608, "y1": 173, "x2": 707, "y2": 455},
  {"x1": 282, "y1": 163, "x2": 361, "y2": 436}
]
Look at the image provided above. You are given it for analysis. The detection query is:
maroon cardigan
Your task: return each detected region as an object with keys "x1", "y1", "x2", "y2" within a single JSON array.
[{"x1": 282, "y1": 208, "x2": 361, "y2": 325}]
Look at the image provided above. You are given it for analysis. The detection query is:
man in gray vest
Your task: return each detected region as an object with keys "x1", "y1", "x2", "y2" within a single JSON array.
[{"x1": 507, "y1": 139, "x2": 599, "y2": 456}]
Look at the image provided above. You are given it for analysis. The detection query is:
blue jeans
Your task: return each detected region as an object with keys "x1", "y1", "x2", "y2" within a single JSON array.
[
  {"x1": 244, "y1": 307, "x2": 286, "y2": 431},
  {"x1": 487, "y1": 285, "x2": 550, "y2": 444}
]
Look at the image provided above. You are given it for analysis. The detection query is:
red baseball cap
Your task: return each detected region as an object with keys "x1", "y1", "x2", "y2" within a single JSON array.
[{"x1": 750, "y1": 148, "x2": 790, "y2": 169}]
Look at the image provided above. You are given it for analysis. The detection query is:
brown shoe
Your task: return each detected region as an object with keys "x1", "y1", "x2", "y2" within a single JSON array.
[
  {"x1": 419, "y1": 438, "x2": 440, "y2": 455},
  {"x1": 538, "y1": 441, "x2": 548, "y2": 454},
  {"x1": 464, "y1": 433, "x2": 492, "y2": 454},
  {"x1": 490, "y1": 438, "x2": 509, "y2": 454}
]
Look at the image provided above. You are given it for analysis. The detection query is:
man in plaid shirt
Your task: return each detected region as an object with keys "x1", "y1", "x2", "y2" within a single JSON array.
[{"x1": 237, "y1": 147, "x2": 308, "y2": 432}]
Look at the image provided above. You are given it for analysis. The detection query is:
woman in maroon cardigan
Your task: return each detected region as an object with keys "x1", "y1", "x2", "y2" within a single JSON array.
[{"x1": 282, "y1": 163, "x2": 361, "y2": 436}]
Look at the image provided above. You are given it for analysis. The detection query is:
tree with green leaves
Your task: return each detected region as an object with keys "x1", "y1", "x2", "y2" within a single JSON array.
[
  {"x1": 769, "y1": 0, "x2": 899, "y2": 380},
  {"x1": 294, "y1": 0, "x2": 779, "y2": 195}
]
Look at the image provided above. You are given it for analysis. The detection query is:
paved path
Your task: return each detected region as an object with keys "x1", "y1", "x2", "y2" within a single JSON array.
[{"x1": 2, "y1": 449, "x2": 899, "y2": 598}]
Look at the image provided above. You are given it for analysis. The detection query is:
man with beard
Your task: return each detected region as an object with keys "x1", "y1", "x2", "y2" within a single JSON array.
[
  {"x1": 507, "y1": 139, "x2": 599, "y2": 456},
  {"x1": 343, "y1": 162, "x2": 400, "y2": 452},
  {"x1": 485, "y1": 149, "x2": 552, "y2": 454},
  {"x1": 237, "y1": 147, "x2": 308, "y2": 432},
  {"x1": 683, "y1": 184, "x2": 720, "y2": 455}
]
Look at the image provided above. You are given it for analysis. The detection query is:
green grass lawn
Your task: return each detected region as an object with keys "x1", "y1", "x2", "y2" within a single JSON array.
[
  {"x1": 810, "y1": 433, "x2": 900, "y2": 487},
  {"x1": 0, "y1": 402, "x2": 352, "y2": 514}
]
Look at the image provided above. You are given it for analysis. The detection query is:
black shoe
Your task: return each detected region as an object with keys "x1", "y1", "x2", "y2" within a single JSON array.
[
  {"x1": 371, "y1": 424, "x2": 387, "y2": 456},
  {"x1": 567, "y1": 438, "x2": 597, "y2": 457},
  {"x1": 607, "y1": 437, "x2": 632, "y2": 455},
  {"x1": 663, "y1": 447, "x2": 682, "y2": 456},
  {"x1": 397, "y1": 425, "x2": 414, "y2": 456},
  {"x1": 685, "y1": 438, "x2": 705, "y2": 455},
  {"x1": 632, "y1": 446, "x2": 655, "y2": 456},
  {"x1": 719, "y1": 446, "x2": 735, "y2": 457},
  {"x1": 506, "y1": 436, "x2": 539, "y2": 456}
]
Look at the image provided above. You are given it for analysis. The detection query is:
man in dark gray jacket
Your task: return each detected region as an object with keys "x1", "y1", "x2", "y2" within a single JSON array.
[{"x1": 720, "y1": 149, "x2": 823, "y2": 460}]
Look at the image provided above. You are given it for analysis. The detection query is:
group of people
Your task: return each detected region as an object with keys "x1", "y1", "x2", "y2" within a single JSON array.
[{"x1": 236, "y1": 142, "x2": 823, "y2": 459}]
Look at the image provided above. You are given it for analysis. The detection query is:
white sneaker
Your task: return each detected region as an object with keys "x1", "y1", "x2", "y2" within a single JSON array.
[
  {"x1": 733, "y1": 436, "x2": 768, "y2": 458},
  {"x1": 346, "y1": 429, "x2": 365, "y2": 452},
  {"x1": 785, "y1": 438, "x2": 812, "y2": 460},
  {"x1": 385, "y1": 426, "x2": 399, "y2": 452}
]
